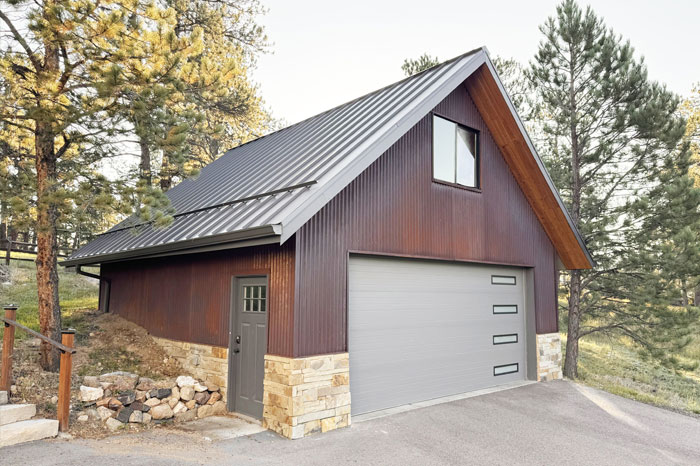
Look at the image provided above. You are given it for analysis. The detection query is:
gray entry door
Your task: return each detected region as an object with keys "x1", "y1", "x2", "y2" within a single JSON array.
[
  {"x1": 348, "y1": 255, "x2": 527, "y2": 415},
  {"x1": 229, "y1": 277, "x2": 268, "y2": 419}
]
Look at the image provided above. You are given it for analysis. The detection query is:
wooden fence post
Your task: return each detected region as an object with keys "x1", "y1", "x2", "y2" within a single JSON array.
[
  {"x1": 1, "y1": 304, "x2": 18, "y2": 392},
  {"x1": 57, "y1": 329, "x2": 75, "y2": 432}
]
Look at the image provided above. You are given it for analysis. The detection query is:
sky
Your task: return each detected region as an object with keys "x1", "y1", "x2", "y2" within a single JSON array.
[{"x1": 252, "y1": 0, "x2": 699, "y2": 125}]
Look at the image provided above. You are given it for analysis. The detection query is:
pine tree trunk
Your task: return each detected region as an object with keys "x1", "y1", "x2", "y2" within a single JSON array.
[
  {"x1": 35, "y1": 121, "x2": 61, "y2": 371},
  {"x1": 563, "y1": 48, "x2": 583, "y2": 379},
  {"x1": 139, "y1": 139, "x2": 152, "y2": 186},
  {"x1": 564, "y1": 269, "x2": 581, "y2": 378},
  {"x1": 159, "y1": 157, "x2": 172, "y2": 192},
  {"x1": 35, "y1": 25, "x2": 62, "y2": 372}
]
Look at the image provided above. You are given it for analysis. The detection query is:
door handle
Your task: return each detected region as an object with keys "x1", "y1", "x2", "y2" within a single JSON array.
[
  {"x1": 235, "y1": 335, "x2": 241, "y2": 344},
  {"x1": 233, "y1": 348, "x2": 240, "y2": 353}
]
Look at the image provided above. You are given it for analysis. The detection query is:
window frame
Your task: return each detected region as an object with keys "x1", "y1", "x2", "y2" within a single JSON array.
[{"x1": 431, "y1": 112, "x2": 481, "y2": 192}]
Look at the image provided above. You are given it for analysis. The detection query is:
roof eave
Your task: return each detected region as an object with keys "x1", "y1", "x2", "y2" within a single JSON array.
[{"x1": 61, "y1": 224, "x2": 282, "y2": 267}]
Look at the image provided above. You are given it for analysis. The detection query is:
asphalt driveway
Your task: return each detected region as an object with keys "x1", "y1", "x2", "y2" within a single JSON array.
[{"x1": 2, "y1": 380, "x2": 699, "y2": 465}]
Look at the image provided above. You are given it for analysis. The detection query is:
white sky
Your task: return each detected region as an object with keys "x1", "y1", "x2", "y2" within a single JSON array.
[{"x1": 252, "y1": 0, "x2": 700, "y2": 125}]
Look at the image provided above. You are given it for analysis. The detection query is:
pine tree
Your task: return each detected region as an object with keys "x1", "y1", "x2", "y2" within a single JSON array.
[
  {"x1": 527, "y1": 0, "x2": 697, "y2": 377},
  {"x1": 401, "y1": 54, "x2": 440, "y2": 76},
  {"x1": 0, "y1": 0, "x2": 155, "y2": 369}
]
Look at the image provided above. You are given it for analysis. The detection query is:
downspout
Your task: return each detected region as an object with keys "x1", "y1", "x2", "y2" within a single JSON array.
[{"x1": 77, "y1": 265, "x2": 110, "y2": 313}]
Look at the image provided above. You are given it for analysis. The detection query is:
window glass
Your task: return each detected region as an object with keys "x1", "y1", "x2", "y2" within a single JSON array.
[
  {"x1": 456, "y1": 126, "x2": 477, "y2": 186},
  {"x1": 433, "y1": 116, "x2": 456, "y2": 183},
  {"x1": 242, "y1": 285, "x2": 267, "y2": 313},
  {"x1": 433, "y1": 115, "x2": 478, "y2": 188}
]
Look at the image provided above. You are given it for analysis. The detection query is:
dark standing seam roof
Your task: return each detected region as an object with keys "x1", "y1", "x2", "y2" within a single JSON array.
[{"x1": 65, "y1": 47, "x2": 592, "y2": 267}]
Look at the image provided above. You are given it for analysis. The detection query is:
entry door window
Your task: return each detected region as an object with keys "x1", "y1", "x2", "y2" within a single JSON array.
[{"x1": 243, "y1": 285, "x2": 267, "y2": 312}]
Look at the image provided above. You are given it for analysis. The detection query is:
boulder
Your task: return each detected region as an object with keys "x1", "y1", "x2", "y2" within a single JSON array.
[
  {"x1": 116, "y1": 391, "x2": 135, "y2": 406},
  {"x1": 149, "y1": 388, "x2": 171, "y2": 400},
  {"x1": 205, "y1": 381, "x2": 219, "y2": 392},
  {"x1": 135, "y1": 377, "x2": 156, "y2": 391},
  {"x1": 96, "y1": 406, "x2": 114, "y2": 421},
  {"x1": 79, "y1": 386, "x2": 104, "y2": 402},
  {"x1": 167, "y1": 397, "x2": 179, "y2": 409},
  {"x1": 82, "y1": 376, "x2": 101, "y2": 388},
  {"x1": 150, "y1": 403, "x2": 174, "y2": 420},
  {"x1": 193, "y1": 383, "x2": 207, "y2": 393},
  {"x1": 105, "y1": 417, "x2": 123, "y2": 431},
  {"x1": 99, "y1": 371, "x2": 139, "y2": 391},
  {"x1": 171, "y1": 386, "x2": 180, "y2": 401},
  {"x1": 135, "y1": 390, "x2": 146, "y2": 402},
  {"x1": 129, "y1": 410, "x2": 144, "y2": 423},
  {"x1": 99, "y1": 382, "x2": 113, "y2": 390},
  {"x1": 173, "y1": 401, "x2": 187, "y2": 415},
  {"x1": 130, "y1": 401, "x2": 150, "y2": 412},
  {"x1": 107, "y1": 398, "x2": 123, "y2": 410},
  {"x1": 180, "y1": 386, "x2": 194, "y2": 401},
  {"x1": 77, "y1": 415, "x2": 89, "y2": 423},
  {"x1": 0, "y1": 391, "x2": 7, "y2": 405},
  {"x1": 194, "y1": 391, "x2": 210, "y2": 405},
  {"x1": 143, "y1": 413, "x2": 152, "y2": 423},
  {"x1": 85, "y1": 408, "x2": 100, "y2": 421},
  {"x1": 211, "y1": 401, "x2": 226, "y2": 415},
  {"x1": 176, "y1": 376, "x2": 197, "y2": 388},
  {"x1": 144, "y1": 398, "x2": 161, "y2": 408},
  {"x1": 197, "y1": 405, "x2": 213, "y2": 419},
  {"x1": 115, "y1": 407, "x2": 133, "y2": 424},
  {"x1": 207, "y1": 392, "x2": 221, "y2": 405},
  {"x1": 175, "y1": 409, "x2": 196, "y2": 423},
  {"x1": 185, "y1": 400, "x2": 197, "y2": 410},
  {"x1": 96, "y1": 398, "x2": 111, "y2": 408}
]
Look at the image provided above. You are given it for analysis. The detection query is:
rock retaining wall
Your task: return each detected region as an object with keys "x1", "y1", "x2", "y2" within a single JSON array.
[
  {"x1": 152, "y1": 337, "x2": 229, "y2": 397},
  {"x1": 263, "y1": 353, "x2": 350, "y2": 439},
  {"x1": 78, "y1": 372, "x2": 226, "y2": 430}
]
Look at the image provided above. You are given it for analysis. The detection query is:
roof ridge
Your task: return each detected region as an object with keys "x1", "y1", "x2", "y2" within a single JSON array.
[{"x1": 220, "y1": 47, "x2": 486, "y2": 156}]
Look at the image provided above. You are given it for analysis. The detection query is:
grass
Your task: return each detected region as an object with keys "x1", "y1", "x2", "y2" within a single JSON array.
[
  {"x1": 563, "y1": 333, "x2": 700, "y2": 415},
  {"x1": 0, "y1": 258, "x2": 100, "y2": 341}
]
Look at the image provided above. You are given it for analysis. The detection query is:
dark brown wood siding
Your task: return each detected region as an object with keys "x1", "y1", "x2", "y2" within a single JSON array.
[
  {"x1": 294, "y1": 83, "x2": 558, "y2": 357},
  {"x1": 101, "y1": 242, "x2": 295, "y2": 356}
]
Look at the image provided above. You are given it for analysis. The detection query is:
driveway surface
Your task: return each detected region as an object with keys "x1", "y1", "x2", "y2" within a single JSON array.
[{"x1": 2, "y1": 380, "x2": 699, "y2": 465}]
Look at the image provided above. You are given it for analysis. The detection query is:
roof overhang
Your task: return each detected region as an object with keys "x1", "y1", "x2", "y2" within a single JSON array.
[
  {"x1": 61, "y1": 224, "x2": 282, "y2": 267},
  {"x1": 465, "y1": 56, "x2": 593, "y2": 269}
]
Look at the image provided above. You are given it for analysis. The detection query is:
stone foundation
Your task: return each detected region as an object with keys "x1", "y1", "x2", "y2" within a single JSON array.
[
  {"x1": 536, "y1": 333, "x2": 563, "y2": 381},
  {"x1": 152, "y1": 337, "x2": 229, "y2": 397},
  {"x1": 263, "y1": 353, "x2": 350, "y2": 439}
]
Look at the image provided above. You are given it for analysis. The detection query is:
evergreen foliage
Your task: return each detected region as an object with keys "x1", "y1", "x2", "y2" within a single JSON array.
[
  {"x1": 526, "y1": 0, "x2": 700, "y2": 376},
  {"x1": 401, "y1": 53, "x2": 440, "y2": 77}
]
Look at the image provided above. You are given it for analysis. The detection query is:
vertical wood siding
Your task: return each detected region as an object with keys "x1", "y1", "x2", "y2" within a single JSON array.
[
  {"x1": 294, "y1": 84, "x2": 558, "y2": 357},
  {"x1": 101, "y1": 242, "x2": 295, "y2": 356}
]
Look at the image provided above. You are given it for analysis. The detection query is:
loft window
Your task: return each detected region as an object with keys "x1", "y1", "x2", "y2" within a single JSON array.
[{"x1": 432, "y1": 115, "x2": 479, "y2": 188}]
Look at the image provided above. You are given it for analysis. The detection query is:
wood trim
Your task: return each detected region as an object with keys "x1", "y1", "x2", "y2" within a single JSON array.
[{"x1": 465, "y1": 65, "x2": 592, "y2": 270}]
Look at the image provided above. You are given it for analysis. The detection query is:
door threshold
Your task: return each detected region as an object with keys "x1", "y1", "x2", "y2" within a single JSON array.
[
  {"x1": 352, "y1": 380, "x2": 536, "y2": 423},
  {"x1": 232, "y1": 412, "x2": 263, "y2": 426}
]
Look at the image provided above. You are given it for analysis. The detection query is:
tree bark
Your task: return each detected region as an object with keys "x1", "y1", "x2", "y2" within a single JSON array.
[
  {"x1": 159, "y1": 157, "x2": 172, "y2": 192},
  {"x1": 564, "y1": 47, "x2": 583, "y2": 379},
  {"x1": 35, "y1": 22, "x2": 62, "y2": 372},
  {"x1": 564, "y1": 269, "x2": 581, "y2": 378},
  {"x1": 35, "y1": 121, "x2": 61, "y2": 371},
  {"x1": 139, "y1": 139, "x2": 152, "y2": 186}
]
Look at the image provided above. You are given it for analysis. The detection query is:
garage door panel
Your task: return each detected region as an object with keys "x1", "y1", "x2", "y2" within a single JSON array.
[{"x1": 349, "y1": 255, "x2": 527, "y2": 415}]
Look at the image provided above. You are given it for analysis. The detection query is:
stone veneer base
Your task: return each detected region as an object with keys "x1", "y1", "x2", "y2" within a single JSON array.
[
  {"x1": 263, "y1": 353, "x2": 350, "y2": 439},
  {"x1": 152, "y1": 337, "x2": 229, "y2": 397},
  {"x1": 536, "y1": 333, "x2": 563, "y2": 381}
]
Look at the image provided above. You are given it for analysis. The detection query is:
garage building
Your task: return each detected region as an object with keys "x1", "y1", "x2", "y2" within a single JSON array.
[{"x1": 65, "y1": 47, "x2": 593, "y2": 439}]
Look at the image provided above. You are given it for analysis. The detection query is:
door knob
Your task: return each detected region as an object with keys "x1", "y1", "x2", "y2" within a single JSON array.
[
  {"x1": 235, "y1": 335, "x2": 241, "y2": 344},
  {"x1": 233, "y1": 348, "x2": 240, "y2": 353}
]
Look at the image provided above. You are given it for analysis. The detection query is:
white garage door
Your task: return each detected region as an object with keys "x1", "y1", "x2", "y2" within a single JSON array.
[{"x1": 348, "y1": 255, "x2": 528, "y2": 415}]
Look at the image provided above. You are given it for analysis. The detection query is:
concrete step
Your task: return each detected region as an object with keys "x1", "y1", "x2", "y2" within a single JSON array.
[
  {"x1": 0, "y1": 419, "x2": 59, "y2": 448},
  {"x1": 0, "y1": 391, "x2": 7, "y2": 405},
  {"x1": 0, "y1": 404, "x2": 36, "y2": 426}
]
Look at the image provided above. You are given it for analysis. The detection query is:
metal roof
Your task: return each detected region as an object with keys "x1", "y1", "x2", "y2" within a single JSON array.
[{"x1": 65, "y1": 47, "x2": 592, "y2": 267}]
